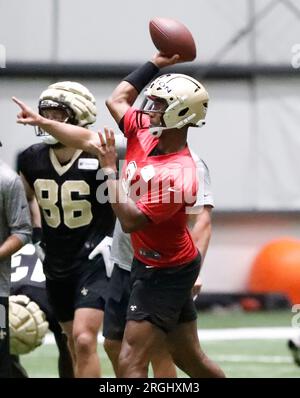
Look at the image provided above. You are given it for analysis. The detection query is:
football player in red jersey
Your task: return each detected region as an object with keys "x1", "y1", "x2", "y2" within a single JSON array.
[
  {"x1": 100, "y1": 156, "x2": 213, "y2": 378},
  {"x1": 100, "y1": 67, "x2": 224, "y2": 378},
  {"x1": 100, "y1": 54, "x2": 224, "y2": 378},
  {"x1": 13, "y1": 53, "x2": 224, "y2": 378}
]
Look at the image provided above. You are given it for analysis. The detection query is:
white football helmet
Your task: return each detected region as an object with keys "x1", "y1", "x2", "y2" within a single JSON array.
[
  {"x1": 9, "y1": 295, "x2": 49, "y2": 355},
  {"x1": 37, "y1": 81, "x2": 97, "y2": 145},
  {"x1": 141, "y1": 73, "x2": 209, "y2": 137}
]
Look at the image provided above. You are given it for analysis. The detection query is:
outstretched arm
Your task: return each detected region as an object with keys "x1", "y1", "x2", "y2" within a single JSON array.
[
  {"x1": 106, "y1": 53, "x2": 181, "y2": 125},
  {"x1": 12, "y1": 97, "x2": 100, "y2": 155}
]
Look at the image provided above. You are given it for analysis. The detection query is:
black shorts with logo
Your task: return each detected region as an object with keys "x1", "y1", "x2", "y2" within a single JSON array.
[
  {"x1": 127, "y1": 253, "x2": 201, "y2": 333},
  {"x1": 45, "y1": 255, "x2": 108, "y2": 323},
  {"x1": 102, "y1": 265, "x2": 131, "y2": 340}
]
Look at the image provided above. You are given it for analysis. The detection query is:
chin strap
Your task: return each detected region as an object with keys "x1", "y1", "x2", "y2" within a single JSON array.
[
  {"x1": 149, "y1": 116, "x2": 206, "y2": 137},
  {"x1": 148, "y1": 126, "x2": 168, "y2": 137},
  {"x1": 35, "y1": 126, "x2": 59, "y2": 145}
]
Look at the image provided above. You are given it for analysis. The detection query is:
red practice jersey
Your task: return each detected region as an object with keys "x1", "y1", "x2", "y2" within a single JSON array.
[{"x1": 121, "y1": 107, "x2": 199, "y2": 268}]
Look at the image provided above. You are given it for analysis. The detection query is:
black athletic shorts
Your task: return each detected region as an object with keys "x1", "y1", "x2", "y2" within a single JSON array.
[
  {"x1": 45, "y1": 255, "x2": 108, "y2": 323},
  {"x1": 11, "y1": 285, "x2": 61, "y2": 336},
  {"x1": 102, "y1": 265, "x2": 131, "y2": 340},
  {"x1": 127, "y1": 253, "x2": 201, "y2": 333}
]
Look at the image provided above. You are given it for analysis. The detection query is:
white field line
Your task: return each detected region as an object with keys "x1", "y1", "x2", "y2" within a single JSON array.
[
  {"x1": 44, "y1": 327, "x2": 300, "y2": 345},
  {"x1": 198, "y1": 327, "x2": 300, "y2": 341},
  {"x1": 212, "y1": 355, "x2": 293, "y2": 364}
]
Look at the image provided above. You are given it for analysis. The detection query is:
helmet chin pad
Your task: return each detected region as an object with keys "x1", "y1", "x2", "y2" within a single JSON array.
[
  {"x1": 148, "y1": 125, "x2": 176, "y2": 137},
  {"x1": 40, "y1": 134, "x2": 59, "y2": 145},
  {"x1": 35, "y1": 127, "x2": 59, "y2": 145}
]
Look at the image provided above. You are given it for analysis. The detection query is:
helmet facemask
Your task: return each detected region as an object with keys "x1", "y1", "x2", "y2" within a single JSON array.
[
  {"x1": 36, "y1": 99, "x2": 76, "y2": 145},
  {"x1": 37, "y1": 81, "x2": 97, "y2": 145},
  {"x1": 140, "y1": 96, "x2": 169, "y2": 137}
]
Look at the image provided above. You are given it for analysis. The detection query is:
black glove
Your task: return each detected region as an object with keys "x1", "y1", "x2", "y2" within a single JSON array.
[{"x1": 32, "y1": 227, "x2": 42, "y2": 244}]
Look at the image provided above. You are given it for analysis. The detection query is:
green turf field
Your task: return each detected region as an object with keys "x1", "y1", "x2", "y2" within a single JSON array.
[{"x1": 20, "y1": 310, "x2": 300, "y2": 378}]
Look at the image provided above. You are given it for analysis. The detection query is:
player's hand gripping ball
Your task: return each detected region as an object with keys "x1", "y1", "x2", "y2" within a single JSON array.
[{"x1": 149, "y1": 17, "x2": 196, "y2": 61}]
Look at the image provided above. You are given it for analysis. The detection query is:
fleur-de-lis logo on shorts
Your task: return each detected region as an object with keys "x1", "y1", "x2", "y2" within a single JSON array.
[
  {"x1": 130, "y1": 305, "x2": 137, "y2": 312},
  {"x1": 81, "y1": 287, "x2": 88, "y2": 296}
]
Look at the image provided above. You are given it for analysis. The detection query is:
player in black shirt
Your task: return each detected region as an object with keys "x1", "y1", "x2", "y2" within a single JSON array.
[
  {"x1": 19, "y1": 143, "x2": 114, "y2": 280},
  {"x1": 10, "y1": 244, "x2": 73, "y2": 378},
  {"x1": 17, "y1": 82, "x2": 119, "y2": 377}
]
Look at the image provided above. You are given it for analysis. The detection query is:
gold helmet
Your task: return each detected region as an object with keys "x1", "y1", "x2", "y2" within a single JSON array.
[
  {"x1": 141, "y1": 74, "x2": 209, "y2": 137},
  {"x1": 38, "y1": 81, "x2": 97, "y2": 145}
]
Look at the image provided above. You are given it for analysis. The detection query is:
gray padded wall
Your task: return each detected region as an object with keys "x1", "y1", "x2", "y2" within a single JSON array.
[{"x1": 1, "y1": 0, "x2": 299, "y2": 64}]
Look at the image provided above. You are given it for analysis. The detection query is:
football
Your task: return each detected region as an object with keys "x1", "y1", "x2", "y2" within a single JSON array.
[
  {"x1": 9, "y1": 295, "x2": 49, "y2": 355},
  {"x1": 149, "y1": 17, "x2": 196, "y2": 61}
]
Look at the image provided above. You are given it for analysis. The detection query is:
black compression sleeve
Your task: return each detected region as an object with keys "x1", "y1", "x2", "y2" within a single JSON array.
[
  {"x1": 123, "y1": 62, "x2": 160, "y2": 93},
  {"x1": 118, "y1": 116, "x2": 125, "y2": 133}
]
